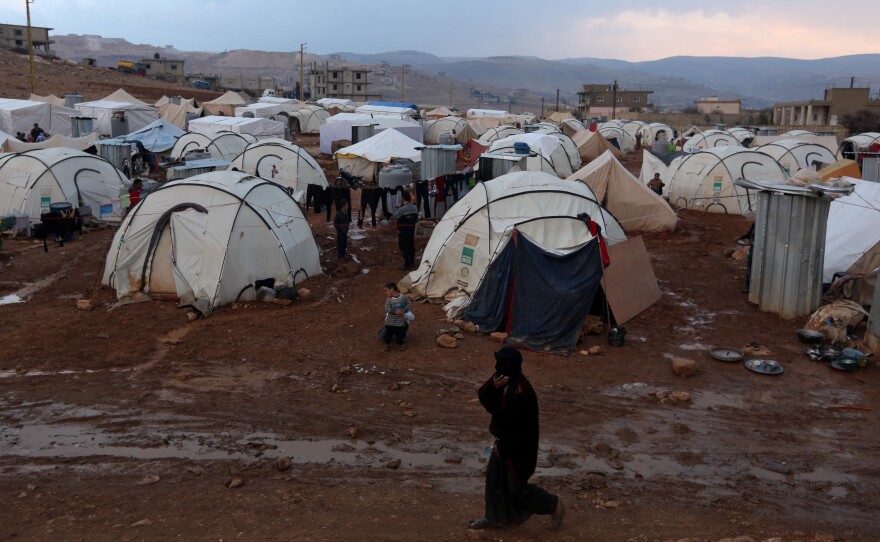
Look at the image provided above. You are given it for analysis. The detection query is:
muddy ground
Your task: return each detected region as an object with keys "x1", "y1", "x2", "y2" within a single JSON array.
[{"x1": 1, "y1": 141, "x2": 879, "y2": 542}]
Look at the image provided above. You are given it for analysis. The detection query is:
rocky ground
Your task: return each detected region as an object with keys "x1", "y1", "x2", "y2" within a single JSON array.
[{"x1": 1, "y1": 141, "x2": 878, "y2": 540}]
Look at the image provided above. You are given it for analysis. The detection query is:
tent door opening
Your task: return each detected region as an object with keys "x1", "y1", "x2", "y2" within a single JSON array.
[{"x1": 146, "y1": 207, "x2": 207, "y2": 301}]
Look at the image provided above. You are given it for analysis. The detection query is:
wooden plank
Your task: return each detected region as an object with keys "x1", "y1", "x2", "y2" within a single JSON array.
[{"x1": 603, "y1": 236, "x2": 661, "y2": 325}]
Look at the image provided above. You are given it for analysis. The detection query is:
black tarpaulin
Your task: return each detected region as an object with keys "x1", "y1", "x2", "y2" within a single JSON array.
[{"x1": 463, "y1": 230, "x2": 604, "y2": 354}]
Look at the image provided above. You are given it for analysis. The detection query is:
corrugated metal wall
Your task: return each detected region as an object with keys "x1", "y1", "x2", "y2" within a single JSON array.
[{"x1": 420, "y1": 147, "x2": 457, "y2": 180}]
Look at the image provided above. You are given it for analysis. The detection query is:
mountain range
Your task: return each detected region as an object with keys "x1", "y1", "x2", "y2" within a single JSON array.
[{"x1": 52, "y1": 35, "x2": 880, "y2": 110}]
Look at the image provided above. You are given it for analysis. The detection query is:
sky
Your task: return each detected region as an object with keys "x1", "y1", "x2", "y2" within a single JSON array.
[{"x1": 1, "y1": 0, "x2": 878, "y2": 61}]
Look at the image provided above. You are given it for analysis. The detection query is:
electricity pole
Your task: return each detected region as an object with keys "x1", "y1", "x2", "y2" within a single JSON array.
[
  {"x1": 299, "y1": 43, "x2": 306, "y2": 100},
  {"x1": 556, "y1": 89, "x2": 560, "y2": 112},
  {"x1": 400, "y1": 65, "x2": 409, "y2": 102},
  {"x1": 26, "y1": 0, "x2": 36, "y2": 94}
]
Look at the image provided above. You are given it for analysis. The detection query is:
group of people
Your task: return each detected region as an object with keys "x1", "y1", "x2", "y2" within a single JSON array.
[{"x1": 15, "y1": 123, "x2": 48, "y2": 143}]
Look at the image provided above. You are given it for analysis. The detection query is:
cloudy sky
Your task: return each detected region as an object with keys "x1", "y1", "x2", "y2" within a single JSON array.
[{"x1": 0, "y1": 0, "x2": 877, "y2": 60}]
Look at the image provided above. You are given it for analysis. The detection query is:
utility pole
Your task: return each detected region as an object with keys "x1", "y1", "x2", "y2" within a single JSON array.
[
  {"x1": 555, "y1": 89, "x2": 560, "y2": 112},
  {"x1": 612, "y1": 80, "x2": 618, "y2": 120},
  {"x1": 299, "y1": 43, "x2": 306, "y2": 100},
  {"x1": 400, "y1": 65, "x2": 409, "y2": 101},
  {"x1": 850, "y1": 76, "x2": 855, "y2": 88},
  {"x1": 25, "y1": 0, "x2": 36, "y2": 94}
]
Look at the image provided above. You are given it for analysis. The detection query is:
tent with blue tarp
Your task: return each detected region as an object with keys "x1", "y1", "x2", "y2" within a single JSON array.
[
  {"x1": 369, "y1": 101, "x2": 418, "y2": 110},
  {"x1": 99, "y1": 119, "x2": 185, "y2": 154}
]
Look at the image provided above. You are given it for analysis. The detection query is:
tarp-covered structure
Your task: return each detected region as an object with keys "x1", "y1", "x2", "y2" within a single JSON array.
[
  {"x1": 320, "y1": 113, "x2": 423, "y2": 154},
  {"x1": 0, "y1": 148, "x2": 125, "y2": 222},
  {"x1": 100, "y1": 119, "x2": 186, "y2": 154},
  {"x1": 572, "y1": 129, "x2": 622, "y2": 162},
  {"x1": 403, "y1": 171, "x2": 625, "y2": 352},
  {"x1": 169, "y1": 131, "x2": 255, "y2": 161},
  {"x1": 757, "y1": 138, "x2": 837, "y2": 174},
  {"x1": 665, "y1": 147, "x2": 787, "y2": 214},
  {"x1": 838, "y1": 132, "x2": 880, "y2": 159},
  {"x1": 567, "y1": 151, "x2": 677, "y2": 232},
  {"x1": 823, "y1": 178, "x2": 880, "y2": 299},
  {"x1": 189, "y1": 116, "x2": 285, "y2": 139},
  {"x1": 683, "y1": 129, "x2": 741, "y2": 153},
  {"x1": 203, "y1": 91, "x2": 247, "y2": 117},
  {"x1": 487, "y1": 133, "x2": 579, "y2": 177},
  {"x1": 335, "y1": 128, "x2": 421, "y2": 181},
  {"x1": 102, "y1": 171, "x2": 321, "y2": 315},
  {"x1": 0, "y1": 98, "x2": 78, "y2": 137},
  {"x1": 423, "y1": 116, "x2": 474, "y2": 144},
  {"x1": 228, "y1": 139, "x2": 328, "y2": 201}
]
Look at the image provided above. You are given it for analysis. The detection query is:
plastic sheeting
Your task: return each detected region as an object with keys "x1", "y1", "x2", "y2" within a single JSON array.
[
  {"x1": 823, "y1": 178, "x2": 880, "y2": 283},
  {"x1": 320, "y1": 114, "x2": 422, "y2": 154},
  {"x1": 189, "y1": 116, "x2": 285, "y2": 139},
  {"x1": 74, "y1": 100, "x2": 159, "y2": 136},
  {"x1": 99, "y1": 119, "x2": 185, "y2": 153}
]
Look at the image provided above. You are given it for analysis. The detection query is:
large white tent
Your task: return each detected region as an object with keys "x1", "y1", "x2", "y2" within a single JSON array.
[
  {"x1": 572, "y1": 129, "x2": 623, "y2": 162},
  {"x1": 335, "y1": 129, "x2": 421, "y2": 181},
  {"x1": 203, "y1": 91, "x2": 248, "y2": 117},
  {"x1": 320, "y1": 113, "x2": 423, "y2": 154},
  {"x1": 2, "y1": 133, "x2": 99, "y2": 153},
  {"x1": 824, "y1": 178, "x2": 880, "y2": 284},
  {"x1": 155, "y1": 96, "x2": 203, "y2": 130},
  {"x1": 236, "y1": 102, "x2": 285, "y2": 120},
  {"x1": 598, "y1": 124, "x2": 636, "y2": 153},
  {"x1": 665, "y1": 147, "x2": 787, "y2": 214},
  {"x1": 75, "y1": 101, "x2": 159, "y2": 136},
  {"x1": 290, "y1": 105, "x2": 330, "y2": 134},
  {"x1": 838, "y1": 132, "x2": 880, "y2": 159},
  {"x1": 757, "y1": 138, "x2": 837, "y2": 174},
  {"x1": 402, "y1": 171, "x2": 625, "y2": 300},
  {"x1": 750, "y1": 134, "x2": 839, "y2": 155},
  {"x1": 477, "y1": 125, "x2": 524, "y2": 145},
  {"x1": 487, "y1": 133, "x2": 578, "y2": 177},
  {"x1": 354, "y1": 104, "x2": 416, "y2": 119},
  {"x1": 561, "y1": 118, "x2": 587, "y2": 137},
  {"x1": 567, "y1": 151, "x2": 678, "y2": 232},
  {"x1": 683, "y1": 130, "x2": 741, "y2": 153},
  {"x1": 102, "y1": 171, "x2": 321, "y2": 315},
  {"x1": 0, "y1": 148, "x2": 125, "y2": 222},
  {"x1": 0, "y1": 98, "x2": 78, "y2": 137},
  {"x1": 188, "y1": 116, "x2": 285, "y2": 139},
  {"x1": 422, "y1": 116, "x2": 475, "y2": 145},
  {"x1": 169, "y1": 131, "x2": 256, "y2": 161},
  {"x1": 228, "y1": 139, "x2": 328, "y2": 201},
  {"x1": 641, "y1": 122, "x2": 675, "y2": 143}
]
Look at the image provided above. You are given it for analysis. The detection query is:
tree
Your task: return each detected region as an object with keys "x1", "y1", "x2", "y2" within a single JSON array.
[{"x1": 840, "y1": 109, "x2": 880, "y2": 134}]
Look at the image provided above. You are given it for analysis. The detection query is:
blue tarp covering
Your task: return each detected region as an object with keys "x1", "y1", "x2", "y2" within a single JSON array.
[
  {"x1": 99, "y1": 119, "x2": 185, "y2": 153},
  {"x1": 462, "y1": 230, "x2": 603, "y2": 354},
  {"x1": 369, "y1": 101, "x2": 418, "y2": 110}
]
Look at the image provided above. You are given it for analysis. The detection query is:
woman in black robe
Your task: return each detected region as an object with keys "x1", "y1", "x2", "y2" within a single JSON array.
[{"x1": 469, "y1": 346, "x2": 564, "y2": 530}]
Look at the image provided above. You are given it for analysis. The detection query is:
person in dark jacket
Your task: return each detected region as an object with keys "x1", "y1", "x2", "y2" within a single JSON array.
[
  {"x1": 470, "y1": 347, "x2": 564, "y2": 530},
  {"x1": 334, "y1": 200, "x2": 351, "y2": 259},
  {"x1": 394, "y1": 191, "x2": 419, "y2": 270}
]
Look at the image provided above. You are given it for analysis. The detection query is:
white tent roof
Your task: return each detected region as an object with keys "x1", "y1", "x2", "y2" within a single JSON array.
[
  {"x1": 101, "y1": 88, "x2": 149, "y2": 106},
  {"x1": 320, "y1": 114, "x2": 423, "y2": 154},
  {"x1": 259, "y1": 97, "x2": 300, "y2": 105},
  {"x1": 683, "y1": 130, "x2": 740, "y2": 152},
  {"x1": 335, "y1": 128, "x2": 421, "y2": 162},
  {"x1": 824, "y1": 178, "x2": 880, "y2": 282},
  {"x1": 757, "y1": 138, "x2": 837, "y2": 173},
  {"x1": 477, "y1": 125, "x2": 524, "y2": 145},
  {"x1": 423, "y1": 116, "x2": 473, "y2": 145},
  {"x1": 598, "y1": 124, "x2": 636, "y2": 153},
  {"x1": 206, "y1": 91, "x2": 248, "y2": 106},
  {"x1": 29, "y1": 93, "x2": 65, "y2": 107},
  {"x1": 2, "y1": 132, "x2": 99, "y2": 153},
  {"x1": 487, "y1": 133, "x2": 577, "y2": 177},
  {"x1": 74, "y1": 100, "x2": 159, "y2": 136},
  {"x1": 189, "y1": 116, "x2": 285, "y2": 138},
  {"x1": 838, "y1": 132, "x2": 880, "y2": 157},
  {"x1": 0, "y1": 98, "x2": 78, "y2": 137},
  {"x1": 317, "y1": 98, "x2": 354, "y2": 107},
  {"x1": 404, "y1": 171, "x2": 625, "y2": 300},
  {"x1": 228, "y1": 139, "x2": 328, "y2": 201},
  {"x1": 102, "y1": 171, "x2": 321, "y2": 315},
  {"x1": 354, "y1": 104, "x2": 417, "y2": 118}
]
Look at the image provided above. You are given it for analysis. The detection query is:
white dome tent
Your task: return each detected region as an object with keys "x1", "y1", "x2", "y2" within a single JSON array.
[
  {"x1": 291, "y1": 105, "x2": 331, "y2": 134},
  {"x1": 757, "y1": 139, "x2": 837, "y2": 174},
  {"x1": 102, "y1": 171, "x2": 321, "y2": 315},
  {"x1": 561, "y1": 118, "x2": 586, "y2": 137},
  {"x1": 477, "y1": 125, "x2": 524, "y2": 145},
  {"x1": 228, "y1": 139, "x2": 328, "y2": 201},
  {"x1": 546, "y1": 132, "x2": 582, "y2": 172},
  {"x1": 665, "y1": 147, "x2": 787, "y2": 214},
  {"x1": 0, "y1": 148, "x2": 125, "y2": 222},
  {"x1": 682, "y1": 129, "x2": 740, "y2": 153},
  {"x1": 487, "y1": 133, "x2": 578, "y2": 178},
  {"x1": 169, "y1": 132, "x2": 256, "y2": 161},
  {"x1": 403, "y1": 171, "x2": 625, "y2": 301},
  {"x1": 727, "y1": 127, "x2": 755, "y2": 146},
  {"x1": 642, "y1": 122, "x2": 675, "y2": 143},
  {"x1": 620, "y1": 120, "x2": 647, "y2": 142},
  {"x1": 532, "y1": 122, "x2": 561, "y2": 134},
  {"x1": 783, "y1": 129, "x2": 817, "y2": 137},
  {"x1": 422, "y1": 116, "x2": 474, "y2": 145},
  {"x1": 838, "y1": 132, "x2": 880, "y2": 159},
  {"x1": 598, "y1": 124, "x2": 636, "y2": 153}
]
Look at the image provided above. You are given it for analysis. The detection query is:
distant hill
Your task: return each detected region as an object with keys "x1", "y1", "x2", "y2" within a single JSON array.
[{"x1": 330, "y1": 50, "x2": 444, "y2": 66}]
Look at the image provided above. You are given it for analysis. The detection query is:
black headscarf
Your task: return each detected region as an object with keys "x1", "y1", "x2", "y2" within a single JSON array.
[{"x1": 494, "y1": 346, "x2": 522, "y2": 378}]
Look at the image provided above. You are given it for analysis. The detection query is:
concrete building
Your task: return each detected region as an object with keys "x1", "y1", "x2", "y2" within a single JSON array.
[
  {"x1": 576, "y1": 84, "x2": 652, "y2": 119},
  {"x1": 773, "y1": 87, "x2": 880, "y2": 127},
  {"x1": 141, "y1": 55, "x2": 185, "y2": 84},
  {"x1": 309, "y1": 63, "x2": 382, "y2": 101},
  {"x1": 0, "y1": 23, "x2": 54, "y2": 57},
  {"x1": 695, "y1": 96, "x2": 742, "y2": 115}
]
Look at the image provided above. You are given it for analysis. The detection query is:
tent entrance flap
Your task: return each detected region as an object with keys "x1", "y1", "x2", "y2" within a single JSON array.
[
  {"x1": 462, "y1": 230, "x2": 604, "y2": 353},
  {"x1": 169, "y1": 209, "x2": 208, "y2": 307}
]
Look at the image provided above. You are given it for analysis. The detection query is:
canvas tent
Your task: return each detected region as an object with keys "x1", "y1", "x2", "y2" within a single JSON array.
[
  {"x1": 727, "y1": 127, "x2": 754, "y2": 146},
  {"x1": 532, "y1": 122, "x2": 562, "y2": 134},
  {"x1": 228, "y1": 139, "x2": 328, "y2": 201},
  {"x1": 784, "y1": 129, "x2": 817, "y2": 137},
  {"x1": 638, "y1": 149, "x2": 671, "y2": 186},
  {"x1": 572, "y1": 129, "x2": 623, "y2": 162},
  {"x1": 545, "y1": 111, "x2": 574, "y2": 124},
  {"x1": 102, "y1": 171, "x2": 321, "y2": 315},
  {"x1": 561, "y1": 118, "x2": 587, "y2": 137},
  {"x1": 642, "y1": 123, "x2": 675, "y2": 142},
  {"x1": 567, "y1": 151, "x2": 678, "y2": 232},
  {"x1": 2, "y1": 133, "x2": 99, "y2": 153},
  {"x1": 423, "y1": 116, "x2": 474, "y2": 144},
  {"x1": 320, "y1": 113, "x2": 423, "y2": 154},
  {"x1": 487, "y1": 133, "x2": 579, "y2": 177},
  {"x1": 169, "y1": 131, "x2": 255, "y2": 161},
  {"x1": 29, "y1": 93, "x2": 65, "y2": 107},
  {"x1": 402, "y1": 171, "x2": 625, "y2": 352},
  {"x1": 203, "y1": 91, "x2": 248, "y2": 117},
  {"x1": 823, "y1": 178, "x2": 880, "y2": 298},
  {"x1": 0, "y1": 148, "x2": 125, "y2": 222},
  {"x1": 335, "y1": 129, "x2": 421, "y2": 181},
  {"x1": 426, "y1": 106, "x2": 456, "y2": 119},
  {"x1": 838, "y1": 132, "x2": 880, "y2": 159},
  {"x1": 354, "y1": 104, "x2": 416, "y2": 119},
  {"x1": 477, "y1": 125, "x2": 524, "y2": 145},
  {"x1": 757, "y1": 138, "x2": 837, "y2": 174},
  {"x1": 155, "y1": 96, "x2": 203, "y2": 129},
  {"x1": 290, "y1": 105, "x2": 330, "y2": 134},
  {"x1": 751, "y1": 134, "x2": 838, "y2": 155},
  {"x1": 100, "y1": 119, "x2": 186, "y2": 154},
  {"x1": 75, "y1": 99, "x2": 159, "y2": 136},
  {"x1": 683, "y1": 130, "x2": 740, "y2": 153},
  {"x1": 665, "y1": 147, "x2": 787, "y2": 214},
  {"x1": 598, "y1": 124, "x2": 636, "y2": 153},
  {"x1": 189, "y1": 116, "x2": 285, "y2": 139},
  {"x1": 317, "y1": 98, "x2": 354, "y2": 108},
  {"x1": 0, "y1": 98, "x2": 77, "y2": 137}
]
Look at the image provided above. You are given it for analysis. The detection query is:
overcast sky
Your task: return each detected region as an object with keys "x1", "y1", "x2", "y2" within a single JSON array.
[{"x1": 1, "y1": 0, "x2": 878, "y2": 61}]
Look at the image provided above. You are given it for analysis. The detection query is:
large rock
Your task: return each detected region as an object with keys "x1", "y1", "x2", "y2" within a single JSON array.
[
  {"x1": 436, "y1": 334, "x2": 458, "y2": 348},
  {"x1": 490, "y1": 332, "x2": 508, "y2": 343},
  {"x1": 671, "y1": 358, "x2": 696, "y2": 377},
  {"x1": 275, "y1": 456, "x2": 292, "y2": 472},
  {"x1": 462, "y1": 321, "x2": 478, "y2": 333}
]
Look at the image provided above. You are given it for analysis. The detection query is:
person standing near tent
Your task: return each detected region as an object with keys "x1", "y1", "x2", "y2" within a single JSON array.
[
  {"x1": 394, "y1": 191, "x2": 419, "y2": 270},
  {"x1": 30, "y1": 123, "x2": 44, "y2": 142},
  {"x1": 648, "y1": 173, "x2": 665, "y2": 196},
  {"x1": 334, "y1": 200, "x2": 351, "y2": 259},
  {"x1": 382, "y1": 282, "x2": 410, "y2": 351},
  {"x1": 469, "y1": 347, "x2": 564, "y2": 531}
]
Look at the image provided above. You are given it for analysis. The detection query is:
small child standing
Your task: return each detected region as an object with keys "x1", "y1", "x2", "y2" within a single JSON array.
[
  {"x1": 334, "y1": 200, "x2": 351, "y2": 259},
  {"x1": 382, "y1": 282, "x2": 411, "y2": 352}
]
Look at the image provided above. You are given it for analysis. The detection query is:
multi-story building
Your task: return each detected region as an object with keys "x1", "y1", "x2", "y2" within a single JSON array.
[
  {"x1": 695, "y1": 96, "x2": 742, "y2": 115},
  {"x1": 575, "y1": 84, "x2": 652, "y2": 119},
  {"x1": 309, "y1": 63, "x2": 382, "y2": 101},
  {"x1": 773, "y1": 87, "x2": 880, "y2": 126},
  {"x1": 0, "y1": 23, "x2": 54, "y2": 57},
  {"x1": 141, "y1": 54, "x2": 185, "y2": 84}
]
